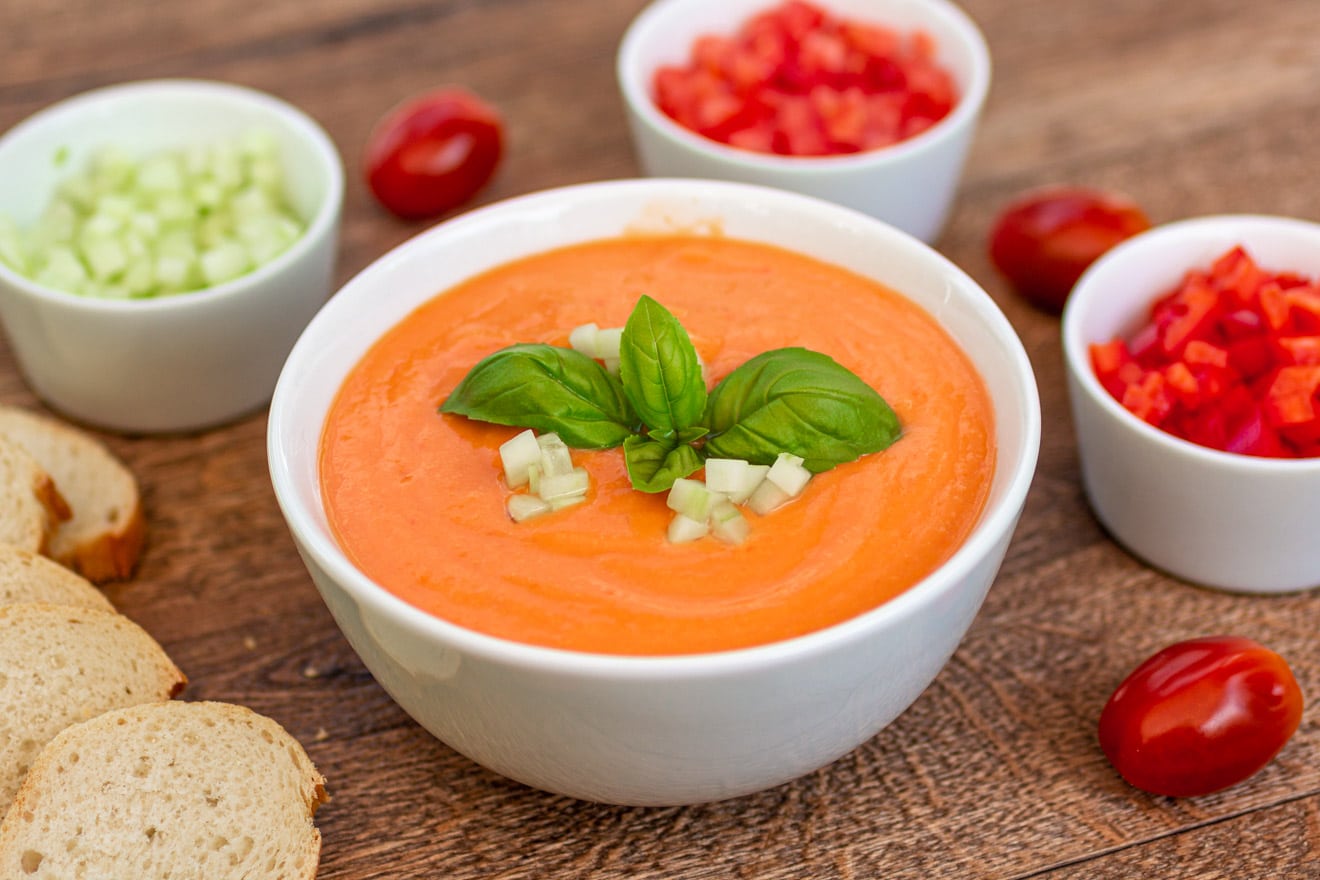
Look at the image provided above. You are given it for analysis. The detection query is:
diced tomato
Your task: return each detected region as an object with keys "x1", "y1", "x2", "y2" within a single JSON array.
[
  {"x1": 1209, "y1": 246, "x2": 1267, "y2": 304},
  {"x1": 1164, "y1": 362, "x2": 1200, "y2": 408},
  {"x1": 1183, "y1": 340, "x2": 1228, "y2": 368},
  {"x1": 1277, "y1": 336, "x2": 1320, "y2": 365},
  {"x1": 1093, "y1": 245, "x2": 1320, "y2": 458},
  {"x1": 1259, "y1": 283, "x2": 1291, "y2": 331},
  {"x1": 651, "y1": 1, "x2": 958, "y2": 157},
  {"x1": 1121, "y1": 371, "x2": 1173, "y2": 425},
  {"x1": 1264, "y1": 366, "x2": 1320, "y2": 426},
  {"x1": 1226, "y1": 335, "x2": 1274, "y2": 379},
  {"x1": 1285, "y1": 286, "x2": 1320, "y2": 333},
  {"x1": 1156, "y1": 277, "x2": 1221, "y2": 357}
]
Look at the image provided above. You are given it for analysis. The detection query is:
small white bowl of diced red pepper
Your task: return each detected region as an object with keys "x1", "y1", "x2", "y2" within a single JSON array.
[
  {"x1": 1062, "y1": 214, "x2": 1320, "y2": 594},
  {"x1": 616, "y1": 0, "x2": 990, "y2": 243}
]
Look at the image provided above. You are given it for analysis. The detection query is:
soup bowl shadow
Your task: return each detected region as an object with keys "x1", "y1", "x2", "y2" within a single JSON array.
[{"x1": 268, "y1": 178, "x2": 1040, "y2": 806}]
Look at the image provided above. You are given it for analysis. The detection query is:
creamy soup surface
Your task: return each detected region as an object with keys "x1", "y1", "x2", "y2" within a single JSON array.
[{"x1": 320, "y1": 235, "x2": 995, "y2": 655}]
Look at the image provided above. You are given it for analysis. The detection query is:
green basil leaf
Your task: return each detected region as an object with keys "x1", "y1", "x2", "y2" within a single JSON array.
[
  {"x1": 440, "y1": 343, "x2": 634, "y2": 448},
  {"x1": 651, "y1": 425, "x2": 710, "y2": 446},
  {"x1": 623, "y1": 435, "x2": 703, "y2": 493},
  {"x1": 618, "y1": 295, "x2": 707, "y2": 436},
  {"x1": 704, "y1": 347, "x2": 901, "y2": 472}
]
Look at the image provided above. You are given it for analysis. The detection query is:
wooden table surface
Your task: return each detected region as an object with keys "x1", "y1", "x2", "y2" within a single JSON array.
[{"x1": 4, "y1": 0, "x2": 1320, "y2": 877}]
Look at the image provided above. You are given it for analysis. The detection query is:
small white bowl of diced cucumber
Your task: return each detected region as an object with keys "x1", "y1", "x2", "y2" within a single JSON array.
[{"x1": 0, "y1": 79, "x2": 344, "y2": 433}]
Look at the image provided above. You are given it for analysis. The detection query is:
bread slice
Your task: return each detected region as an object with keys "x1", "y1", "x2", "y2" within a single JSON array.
[
  {"x1": 0, "y1": 545, "x2": 112, "y2": 612},
  {"x1": 0, "y1": 602, "x2": 185, "y2": 807},
  {"x1": 0, "y1": 406, "x2": 145, "y2": 582},
  {"x1": 0, "y1": 436, "x2": 69, "y2": 556},
  {"x1": 0, "y1": 701, "x2": 328, "y2": 880}
]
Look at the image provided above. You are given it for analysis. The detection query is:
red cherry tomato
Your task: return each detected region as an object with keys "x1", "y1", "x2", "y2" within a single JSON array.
[
  {"x1": 988, "y1": 186, "x2": 1150, "y2": 313},
  {"x1": 1098, "y1": 636, "x2": 1304, "y2": 797},
  {"x1": 364, "y1": 87, "x2": 504, "y2": 220}
]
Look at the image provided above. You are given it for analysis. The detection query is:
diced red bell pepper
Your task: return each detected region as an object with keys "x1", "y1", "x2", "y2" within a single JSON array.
[
  {"x1": 1210, "y1": 245, "x2": 1266, "y2": 305},
  {"x1": 1259, "y1": 283, "x2": 1291, "y2": 332},
  {"x1": 1157, "y1": 277, "x2": 1221, "y2": 357},
  {"x1": 1277, "y1": 336, "x2": 1320, "y2": 366},
  {"x1": 1121, "y1": 371, "x2": 1173, "y2": 425},
  {"x1": 1092, "y1": 244, "x2": 1320, "y2": 458},
  {"x1": 1264, "y1": 365, "x2": 1320, "y2": 426},
  {"x1": 1183, "y1": 340, "x2": 1228, "y2": 368}
]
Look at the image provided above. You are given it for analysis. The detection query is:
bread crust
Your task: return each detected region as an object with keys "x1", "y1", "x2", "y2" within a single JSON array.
[
  {"x1": 0, "y1": 406, "x2": 145, "y2": 582},
  {"x1": 0, "y1": 602, "x2": 186, "y2": 808},
  {"x1": 0, "y1": 545, "x2": 113, "y2": 611},
  {"x1": 0, "y1": 701, "x2": 326, "y2": 880}
]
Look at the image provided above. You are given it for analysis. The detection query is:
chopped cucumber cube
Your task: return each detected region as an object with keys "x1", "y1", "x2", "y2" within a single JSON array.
[
  {"x1": 536, "y1": 432, "x2": 574, "y2": 478},
  {"x1": 499, "y1": 429, "x2": 542, "y2": 488},
  {"x1": 766, "y1": 452, "x2": 812, "y2": 497},
  {"x1": 539, "y1": 467, "x2": 590, "y2": 502},
  {"x1": 78, "y1": 237, "x2": 127, "y2": 282},
  {"x1": 667, "y1": 513, "x2": 710, "y2": 544},
  {"x1": 199, "y1": 239, "x2": 251, "y2": 286},
  {"x1": 0, "y1": 216, "x2": 28, "y2": 273},
  {"x1": 707, "y1": 458, "x2": 769, "y2": 504},
  {"x1": 569, "y1": 323, "x2": 600, "y2": 356},
  {"x1": 711, "y1": 500, "x2": 751, "y2": 545},
  {"x1": 667, "y1": 478, "x2": 720, "y2": 522},
  {"x1": 507, "y1": 493, "x2": 552, "y2": 523},
  {"x1": 549, "y1": 494, "x2": 588, "y2": 512},
  {"x1": 595, "y1": 327, "x2": 624, "y2": 361},
  {"x1": 747, "y1": 479, "x2": 791, "y2": 516}
]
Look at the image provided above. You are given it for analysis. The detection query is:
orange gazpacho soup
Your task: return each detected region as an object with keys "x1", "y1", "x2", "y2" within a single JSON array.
[{"x1": 320, "y1": 235, "x2": 995, "y2": 655}]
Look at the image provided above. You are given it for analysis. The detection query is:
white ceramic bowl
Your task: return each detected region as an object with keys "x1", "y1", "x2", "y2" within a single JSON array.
[
  {"x1": 0, "y1": 79, "x2": 344, "y2": 434},
  {"x1": 268, "y1": 179, "x2": 1040, "y2": 805},
  {"x1": 616, "y1": 0, "x2": 991, "y2": 243},
  {"x1": 1064, "y1": 215, "x2": 1320, "y2": 594}
]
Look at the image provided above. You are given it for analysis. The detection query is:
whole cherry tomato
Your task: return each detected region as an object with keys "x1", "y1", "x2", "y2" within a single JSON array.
[
  {"x1": 364, "y1": 87, "x2": 504, "y2": 220},
  {"x1": 988, "y1": 186, "x2": 1150, "y2": 313},
  {"x1": 1098, "y1": 636, "x2": 1304, "y2": 797}
]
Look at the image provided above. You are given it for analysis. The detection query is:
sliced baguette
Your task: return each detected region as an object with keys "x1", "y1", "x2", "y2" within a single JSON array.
[
  {"x1": 0, "y1": 602, "x2": 185, "y2": 807},
  {"x1": 0, "y1": 701, "x2": 327, "y2": 880},
  {"x1": 0, "y1": 544, "x2": 112, "y2": 612},
  {"x1": 0, "y1": 436, "x2": 68, "y2": 556},
  {"x1": 0, "y1": 406, "x2": 145, "y2": 582}
]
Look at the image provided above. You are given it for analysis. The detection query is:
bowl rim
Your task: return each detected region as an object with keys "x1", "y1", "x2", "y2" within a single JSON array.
[
  {"x1": 615, "y1": 0, "x2": 992, "y2": 172},
  {"x1": 1062, "y1": 212, "x2": 1320, "y2": 474},
  {"x1": 0, "y1": 77, "x2": 345, "y2": 314},
  {"x1": 268, "y1": 177, "x2": 1040, "y2": 679}
]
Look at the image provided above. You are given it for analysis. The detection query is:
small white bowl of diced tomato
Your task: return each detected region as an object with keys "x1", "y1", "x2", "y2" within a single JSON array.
[
  {"x1": 616, "y1": 0, "x2": 990, "y2": 243},
  {"x1": 1063, "y1": 214, "x2": 1320, "y2": 593}
]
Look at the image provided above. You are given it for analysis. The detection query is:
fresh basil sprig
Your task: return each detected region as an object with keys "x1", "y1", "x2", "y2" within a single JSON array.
[
  {"x1": 622, "y1": 436, "x2": 703, "y2": 493},
  {"x1": 439, "y1": 296, "x2": 902, "y2": 494},
  {"x1": 439, "y1": 343, "x2": 635, "y2": 449},
  {"x1": 704, "y1": 348, "x2": 900, "y2": 472},
  {"x1": 618, "y1": 295, "x2": 707, "y2": 437}
]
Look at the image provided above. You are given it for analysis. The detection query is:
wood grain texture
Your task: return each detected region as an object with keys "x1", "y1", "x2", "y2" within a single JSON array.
[{"x1": 2, "y1": 0, "x2": 1320, "y2": 876}]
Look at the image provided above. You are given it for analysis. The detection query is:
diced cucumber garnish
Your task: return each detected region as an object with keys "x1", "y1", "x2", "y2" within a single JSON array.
[
  {"x1": 498, "y1": 428, "x2": 593, "y2": 522},
  {"x1": 0, "y1": 132, "x2": 305, "y2": 299}
]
